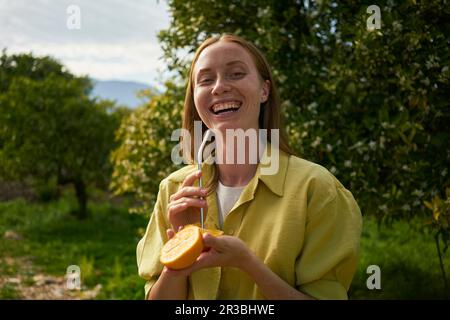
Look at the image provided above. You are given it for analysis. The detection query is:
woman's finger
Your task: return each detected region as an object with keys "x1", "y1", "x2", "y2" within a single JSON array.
[
  {"x1": 181, "y1": 170, "x2": 202, "y2": 188},
  {"x1": 170, "y1": 186, "x2": 207, "y2": 202},
  {"x1": 166, "y1": 199, "x2": 208, "y2": 230},
  {"x1": 167, "y1": 202, "x2": 192, "y2": 223},
  {"x1": 170, "y1": 197, "x2": 207, "y2": 210},
  {"x1": 203, "y1": 233, "x2": 223, "y2": 249},
  {"x1": 192, "y1": 249, "x2": 221, "y2": 270},
  {"x1": 171, "y1": 250, "x2": 216, "y2": 276},
  {"x1": 166, "y1": 228, "x2": 175, "y2": 240}
]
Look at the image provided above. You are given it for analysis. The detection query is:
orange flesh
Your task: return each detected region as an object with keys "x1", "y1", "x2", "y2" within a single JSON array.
[{"x1": 160, "y1": 225, "x2": 204, "y2": 270}]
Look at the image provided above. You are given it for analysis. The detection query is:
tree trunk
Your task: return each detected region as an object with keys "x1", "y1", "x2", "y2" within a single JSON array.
[
  {"x1": 73, "y1": 179, "x2": 88, "y2": 219},
  {"x1": 435, "y1": 232, "x2": 449, "y2": 298}
]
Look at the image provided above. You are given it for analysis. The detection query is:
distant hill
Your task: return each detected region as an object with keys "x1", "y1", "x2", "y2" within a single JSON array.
[{"x1": 91, "y1": 80, "x2": 150, "y2": 108}]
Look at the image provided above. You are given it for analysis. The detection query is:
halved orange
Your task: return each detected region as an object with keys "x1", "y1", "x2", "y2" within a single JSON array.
[
  {"x1": 186, "y1": 223, "x2": 224, "y2": 237},
  {"x1": 201, "y1": 228, "x2": 224, "y2": 237},
  {"x1": 160, "y1": 225, "x2": 204, "y2": 270}
]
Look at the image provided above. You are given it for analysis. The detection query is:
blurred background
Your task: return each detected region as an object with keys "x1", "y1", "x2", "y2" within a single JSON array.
[{"x1": 0, "y1": 0, "x2": 448, "y2": 299}]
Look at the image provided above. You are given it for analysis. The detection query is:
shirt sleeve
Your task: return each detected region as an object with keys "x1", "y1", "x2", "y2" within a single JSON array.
[
  {"x1": 136, "y1": 179, "x2": 170, "y2": 299},
  {"x1": 295, "y1": 183, "x2": 363, "y2": 300}
]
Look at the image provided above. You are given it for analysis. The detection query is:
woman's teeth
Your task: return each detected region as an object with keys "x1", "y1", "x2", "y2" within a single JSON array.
[{"x1": 211, "y1": 102, "x2": 241, "y2": 114}]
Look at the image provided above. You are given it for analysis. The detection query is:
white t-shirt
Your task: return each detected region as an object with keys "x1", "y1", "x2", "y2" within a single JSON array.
[
  {"x1": 216, "y1": 181, "x2": 246, "y2": 229},
  {"x1": 216, "y1": 138, "x2": 266, "y2": 228}
]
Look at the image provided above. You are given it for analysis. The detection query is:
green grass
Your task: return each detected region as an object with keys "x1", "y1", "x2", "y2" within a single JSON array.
[
  {"x1": 0, "y1": 283, "x2": 20, "y2": 299},
  {"x1": 349, "y1": 216, "x2": 450, "y2": 299},
  {"x1": 0, "y1": 190, "x2": 148, "y2": 299},
  {"x1": 1, "y1": 191, "x2": 449, "y2": 299}
]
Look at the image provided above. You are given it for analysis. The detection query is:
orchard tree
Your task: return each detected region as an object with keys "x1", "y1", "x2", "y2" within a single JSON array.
[
  {"x1": 157, "y1": 0, "x2": 449, "y2": 221},
  {"x1": 0, "y1": 51, "x2": 125, "y2": 219},
  {"x1": 110, "y1": 82, "x2": 184, "y2": 215}
]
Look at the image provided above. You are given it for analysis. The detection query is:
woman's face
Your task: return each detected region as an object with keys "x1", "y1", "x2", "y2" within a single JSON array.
[{"x1": 193, "y1": 41, "x2": 270, "y2": 133}]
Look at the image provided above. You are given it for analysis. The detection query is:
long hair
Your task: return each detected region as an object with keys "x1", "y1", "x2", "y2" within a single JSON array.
[{"x1": 181, "y1": 34, "x2": 294, "y2": 193}]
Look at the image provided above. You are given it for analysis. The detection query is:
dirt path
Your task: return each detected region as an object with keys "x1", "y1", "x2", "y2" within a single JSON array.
[{"x1": 0, "y1": 256, "x2": 101, "y2": 300}]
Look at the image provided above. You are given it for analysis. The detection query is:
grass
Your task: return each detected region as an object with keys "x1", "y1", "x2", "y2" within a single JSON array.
[
  {"x1": 1, "y1": 190, "x2": 449, "y2": 299},
  {"x1": 349, "y1": 216, "x2": 450, "y2": 299},
  {"x1": 0, "y1": 190, "x2": 148, "y2": 299},
  {"x1": 0, "y1": 283, "x2": 19, "y2": 299}
]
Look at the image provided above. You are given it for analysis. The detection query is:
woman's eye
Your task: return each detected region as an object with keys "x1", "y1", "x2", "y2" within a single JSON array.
[
  {"x1": 199, "y1": 78, "x2": 212, "y2": 84},
  {"x1": 230, "y1": 72, "x2": 245, "y2": 78}
]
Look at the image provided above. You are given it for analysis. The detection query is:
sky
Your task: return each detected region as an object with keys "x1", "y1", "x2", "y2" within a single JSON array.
[{"x1": 0, "y1": 0, "x2": 172, "y2": 86}]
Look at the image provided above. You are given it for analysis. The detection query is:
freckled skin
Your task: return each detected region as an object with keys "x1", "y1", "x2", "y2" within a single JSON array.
[{"x1": 193, "y1": 41, "x2": 269, "y2": 133}]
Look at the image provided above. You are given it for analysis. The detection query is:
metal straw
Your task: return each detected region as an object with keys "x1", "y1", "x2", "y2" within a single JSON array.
[{"x1": 197, "y1": 130, "x2": 213, "y2": 229}]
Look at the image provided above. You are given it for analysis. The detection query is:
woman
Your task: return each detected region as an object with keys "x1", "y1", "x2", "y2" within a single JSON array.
[{"x1": 137, "y1": 34, "x2": 362, "y2": 300}]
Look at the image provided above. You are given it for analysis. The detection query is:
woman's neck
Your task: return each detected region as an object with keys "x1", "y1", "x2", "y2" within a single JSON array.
[
  {"x1": 217, "y1": 163, "x2": 257, "y2": 187},
  {"x1": 215, "y1": 134, "x2": 264, "y2": 187}
]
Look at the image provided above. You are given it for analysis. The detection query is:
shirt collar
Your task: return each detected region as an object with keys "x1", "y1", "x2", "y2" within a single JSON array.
[
  {"x1": 202, "y1": 142, "x2": 289, "y2": 197},
  {"x1": 255, "y1": 142, "x2": 289, "y2": 197}
]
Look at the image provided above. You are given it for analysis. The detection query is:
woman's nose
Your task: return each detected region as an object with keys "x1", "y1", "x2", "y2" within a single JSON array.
[{"x1": 211, "y1": 76, "x2": 231, "y2": 95}]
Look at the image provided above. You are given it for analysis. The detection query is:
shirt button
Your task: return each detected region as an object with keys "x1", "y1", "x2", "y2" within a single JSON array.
[{"x1": 227, "y1": 229, "x2": 234, "y2": 235}]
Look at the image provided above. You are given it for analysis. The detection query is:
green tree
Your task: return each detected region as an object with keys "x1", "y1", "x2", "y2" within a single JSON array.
[
  {"x1": 0, "y1": 51, "x2": 125, "y2": 219},
  {"x1": 110, "y1": 82, "x2": 184, "y2": 215},
  {"x1": 157, "y1": 0, "x2": 449, "y2": 221}
]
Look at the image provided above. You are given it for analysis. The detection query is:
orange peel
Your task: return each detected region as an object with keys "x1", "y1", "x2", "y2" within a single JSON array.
[{"x1": 160, "y1": 224, "x2": 223, "y2": 270}]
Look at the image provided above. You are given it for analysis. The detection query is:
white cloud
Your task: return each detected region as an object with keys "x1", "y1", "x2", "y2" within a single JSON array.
[
  {"x1": 6, "y1": 41, "x2": 166, "y2": 84},
  {"x1": 0, "y1": 0, "x2": 171, "y2": 85}
]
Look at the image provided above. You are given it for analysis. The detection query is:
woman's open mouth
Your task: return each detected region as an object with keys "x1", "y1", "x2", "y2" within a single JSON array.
[{"x1": 210, "y1": 101, "x2": 242, "y2": 115}]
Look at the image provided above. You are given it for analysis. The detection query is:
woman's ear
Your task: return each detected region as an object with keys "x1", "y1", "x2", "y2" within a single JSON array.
[{"x1": 260, "y1": 80, "x2": 270, "y2": 103}]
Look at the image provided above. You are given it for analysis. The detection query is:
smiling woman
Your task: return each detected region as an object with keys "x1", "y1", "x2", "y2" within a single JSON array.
[
  {"x1": 193, "y1": 43, "x2": 269, "y2": 133},
  {"x1": 136, "y1": 34, "x2": 363, "y2": 300}
]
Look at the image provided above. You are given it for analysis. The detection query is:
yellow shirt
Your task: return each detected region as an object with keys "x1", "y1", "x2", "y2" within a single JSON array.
[{"x1": 136, "y1": 147, "x2": 363, "y2": 300}]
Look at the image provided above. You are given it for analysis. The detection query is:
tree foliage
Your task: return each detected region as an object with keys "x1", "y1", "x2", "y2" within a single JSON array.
[
  {"x1": 0, "y1": 51, "x2": 126, "y2": 218},
  {"x1": 155, "y1": 0, "x2": 449, "y2": 222},
  {"x1": 110, "y1": 83, "x2": 184, "y2": 214},
  {"x1": 110, "y1": 1, "x2": 449, "y2": 225}
]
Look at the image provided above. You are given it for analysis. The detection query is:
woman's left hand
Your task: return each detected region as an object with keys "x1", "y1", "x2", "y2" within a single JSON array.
[{"x1": 164, "y1": 233, "x2": 254, "y2": 277}]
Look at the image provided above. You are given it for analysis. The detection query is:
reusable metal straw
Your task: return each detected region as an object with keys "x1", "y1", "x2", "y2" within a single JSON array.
[{"x1": 197, "y1": 130, "x2": 213, "y2": 229}]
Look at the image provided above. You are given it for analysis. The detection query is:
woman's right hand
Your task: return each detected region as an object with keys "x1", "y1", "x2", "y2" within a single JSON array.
[{"x1": 167, "y1": 170, "x2": 208, "y2": 232}]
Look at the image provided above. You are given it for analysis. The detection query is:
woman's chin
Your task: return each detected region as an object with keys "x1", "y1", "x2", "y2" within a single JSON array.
[{"x1": 212, "y1": 122, "x2": 242, "y2": 133}]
